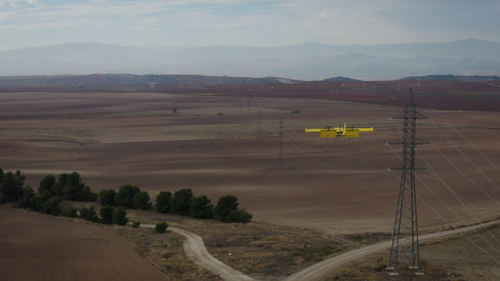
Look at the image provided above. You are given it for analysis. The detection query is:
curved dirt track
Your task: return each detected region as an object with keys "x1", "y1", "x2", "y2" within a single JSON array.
[
  {"x1": 141, "y1": 224, "x2": 254, "y2": 281},
  {"x1": 284, "y1": 219, "x2": 500, "y2": 281}
]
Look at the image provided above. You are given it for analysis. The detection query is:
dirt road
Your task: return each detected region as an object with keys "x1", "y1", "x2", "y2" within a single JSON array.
[
  {"x1": 141, "y1": 224, "x2": 255, "y2": 281},
  {"x1": 284, "y1": 220, "x2": 500, "y2": 281}
]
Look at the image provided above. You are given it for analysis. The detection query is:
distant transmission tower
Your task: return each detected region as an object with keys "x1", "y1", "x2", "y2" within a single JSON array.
[{"x1": 387, "y1": 88, "x2": 427, "y2": 276}]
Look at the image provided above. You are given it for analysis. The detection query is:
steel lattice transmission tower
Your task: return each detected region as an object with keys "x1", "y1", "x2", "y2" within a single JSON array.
[{"x1": 387, "y1": 88, "x2": 427, "y2": 276}]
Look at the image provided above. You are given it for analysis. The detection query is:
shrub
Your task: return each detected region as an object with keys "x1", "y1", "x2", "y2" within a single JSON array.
[
  {"x1": 99, "y1": 206, "x2": 114, "y2": 224},
  {"x1": 98, "y1": 189, "x2": 116, "y2": 206},
  {"x1": 131, "y1": 221, "x2": 140, "y2": 228},
  {"x1": 213, "y1": 195, "x2": 238, "y2": 221},
  {"x1": 0, "y1": 170, "x2": 25, "y2": 203},
  {"x1": 171, "y1": 189, "x2": 193, "y2": 215},
  {"x1": 213, "y1": 195, "x2": 252, "y2": 223},
  {"x1": 41, "y1": 197, "x2": 63, "y2": 216},
  {"x1": 18, "y1": 186, "x2": 34, "y2": 208},
  {"x1": 115, "y1": 185, "x2": 141, "y2": 208},
  {"x1": 79, "y1": 207, "x2": 99, "y2": 222},
  {"x1": 61, "y1": 207, "x2": 78, "y2": 218},
  {"x1": 39, "y1": 174, "x2": 57, "y2": 195},
  {"x1": 155, "y1": 191, "x2": 172, "y2": 213},
  {"x1": 29, "y1": 194, "x2": 43, "y2": 211},
  {"x1": 112, "y1": 207, "x2": 128, "y2": 225},
  {"x1": 225, "y1": 209, "x2": 252, "y2": 223},
  {"x1": 155, "y1": 222, "x2": 168, "y2": 233},
  {"x1": 190, "y1": 195, "x2": 213, "y2": 219},
  {"x1": 133, "y1": 191, "x2": 152, "y2": 210},
  {"x1": 79, "y1": 186, "x2": 97, "y2": 202}
]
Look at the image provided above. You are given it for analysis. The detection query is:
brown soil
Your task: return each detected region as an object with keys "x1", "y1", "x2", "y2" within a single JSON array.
[
  {"x1": 0, "y1": 206, "x2": 168, "y2": 281},
  {"x1": 1, "y1": 91, "x2": 500, "y2": 236}
]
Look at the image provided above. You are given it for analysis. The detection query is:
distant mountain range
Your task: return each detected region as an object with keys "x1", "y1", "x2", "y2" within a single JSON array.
[
  {"x1": 0, "y1": 74, "x2": 299, "y2": 90},
  {"x1": 400, "y1": 74, "x2": 500, "y2": 81},
  {"x1": 1, "y1": 39, "x2": 500, "y2": 80}
]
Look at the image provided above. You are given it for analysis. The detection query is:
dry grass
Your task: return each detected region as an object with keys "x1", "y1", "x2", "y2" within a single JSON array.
[
  {"x1": 114, "y1": 225, "x2": 222, "y2": 281},
  {"x1": 327, "y1": 226, "x2": 500, "y2": 281},
  {"x1": 124, "y1": 209, "x2": 393, "y2": 280}
]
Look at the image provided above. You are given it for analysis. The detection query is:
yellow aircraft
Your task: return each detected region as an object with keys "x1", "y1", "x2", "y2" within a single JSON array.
[{"x1": 305, "y1": 123, "x2": 374, "y2": 138}]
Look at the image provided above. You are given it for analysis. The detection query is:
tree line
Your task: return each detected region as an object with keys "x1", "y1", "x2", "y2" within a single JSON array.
[
  {"x1": 99, "y1": 185, "x2": 252, "y2": 223},
  {"x1": 0, "y1": 168, "x2": 252, "y2": 224}
]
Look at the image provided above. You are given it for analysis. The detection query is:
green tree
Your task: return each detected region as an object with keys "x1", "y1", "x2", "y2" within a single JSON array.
[
  {"x1": 155, "y1": 191, "x2": 172, "y2": 213},
  {"x1": 112, "y1": 207, "x2": 128, "y2": 225},
  {"x1": 41, "y1": 197, "x2": 63, "y2": 216},
  {"x1": 39, "y1": 174, "x2": 57, "y2": 195},
  {"x1": 171, "y1": 189, "x2": 193, "y2": 215},
  {"x1": 213, "y1": 195, "x2": 252, "y2": 223},
  {"x1": 115, "y1": 185, "x2": 141, "y2": 208},
  {"x1": 0, "y1": 170, "x2": 25, "y2": 203},
  {"x1": 190, "y1": 195, "x2": 213, "y2": 219},
  {"x1": 155, "y1": 222, "x2": 168, "y2": 233},
  {"x1": 18, "y1": 186, "x2": 34, "y2": 208},
  {"x1": 79, "y1": 206, "x2": 99, "y2": 222},
  {"x1": 99, "y1": 206, "x2": 114, "y2": 224},
  {"x1": 0, "y1": 168, "x2": 4, "y2": 183},
  {"x1": 79, "y1": 186, "x2": 97, "y2": 202},
  {"x1": 213, "y1": 195, "x2": 238, "y2": 221},
  {"x1": 98, "y1": 189, "x2": 116, "y2": 206},
  {"x1": 133, "y1": 191, "x2": 151, "y2": 210},
  {"x1": 29, "y1": 194, "x2": 43, "y2": 211},
  {"x1": 57, "y1": 172, "x2": 96, "y2": 201}
]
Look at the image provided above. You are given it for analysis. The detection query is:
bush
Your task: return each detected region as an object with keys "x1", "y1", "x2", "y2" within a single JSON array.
[
  {"x1": 190, "y1": 195, "x2": 213, "y2": 219},
  {"x1": 155, "y1": 222, "x2": 168, "y2": 233},
  {"x1": 171, "y1": 189, "x2": 193, "y2": 215},
  {"x1": 98, "y1": 189, "x2": 116, "y2": 206},
  {"x1": 112, "y1": 207, "x2": 128, "y2": 225},
  {"x1": 61, "y1": 207, "x2": 78, "y2": 218},
  {"x1": 79, "y1": 207, "x2": 99, "y2": 222},
  {"x1": 39, "y1": 174, "x2": 57, "y2": 195},
  {"x1": 18, "y1": 186, "x2": 34, "y2": 208},
  {"x1": 155, "y1": 191, "x2": 172, "y2": 213},
  {"x1": 0, "y1": 170, "x2": 25, "y2": 203},
  {"x1": 79, "y1": 186, "x2": 97, "y2": 202},
  {"x1": 225, "y1": 209, "x2": 252, "y2": 223},
  {"x1": 133, "y1": 191, "x2": 152, "y2": 210},
  {"x1": 213, "y1": 195, "x2": 252, "y2": 223},
  {"x1": 213, "y1": 195, "x2": 238, "y2": 221},
  {"x1": 29, "y1": 194, "x2": 43, "y2": 211},
  {"x1": 115, "y1": 185, "x2": 141, "y2": 208},
  {"x1": 99, "y1": 206, "x2": 114, "y2": 224},
  {"x1": 131, "y1": 221, "x2": 140, "y2": 228},
  {"x1": 41, "y1": 197, "x2": 63, "y2": 216}
]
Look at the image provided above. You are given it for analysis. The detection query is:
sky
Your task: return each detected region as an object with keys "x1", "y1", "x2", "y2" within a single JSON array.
[{"x1": 1, "y1": 0, "x2": 500, "y2": 51}]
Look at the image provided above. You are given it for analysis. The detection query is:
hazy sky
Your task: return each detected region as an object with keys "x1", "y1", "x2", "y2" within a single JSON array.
[{"x1": 1, "y1": 0, "x2": 499, "y2": 50}]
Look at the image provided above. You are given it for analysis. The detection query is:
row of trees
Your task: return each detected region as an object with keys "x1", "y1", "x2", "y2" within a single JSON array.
[
  {"x1": 98, "y1": 185, "x2": 151, "y2": 210},
  {"x1": 98, "y1": 185, "x2": 252, "y2": 223},
  {"x1": 0, "y1": 169, "x2": 128, "y2": 226},
  {"x1": 1, "y1": 168, "x2": 251, "y2": 224}
]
